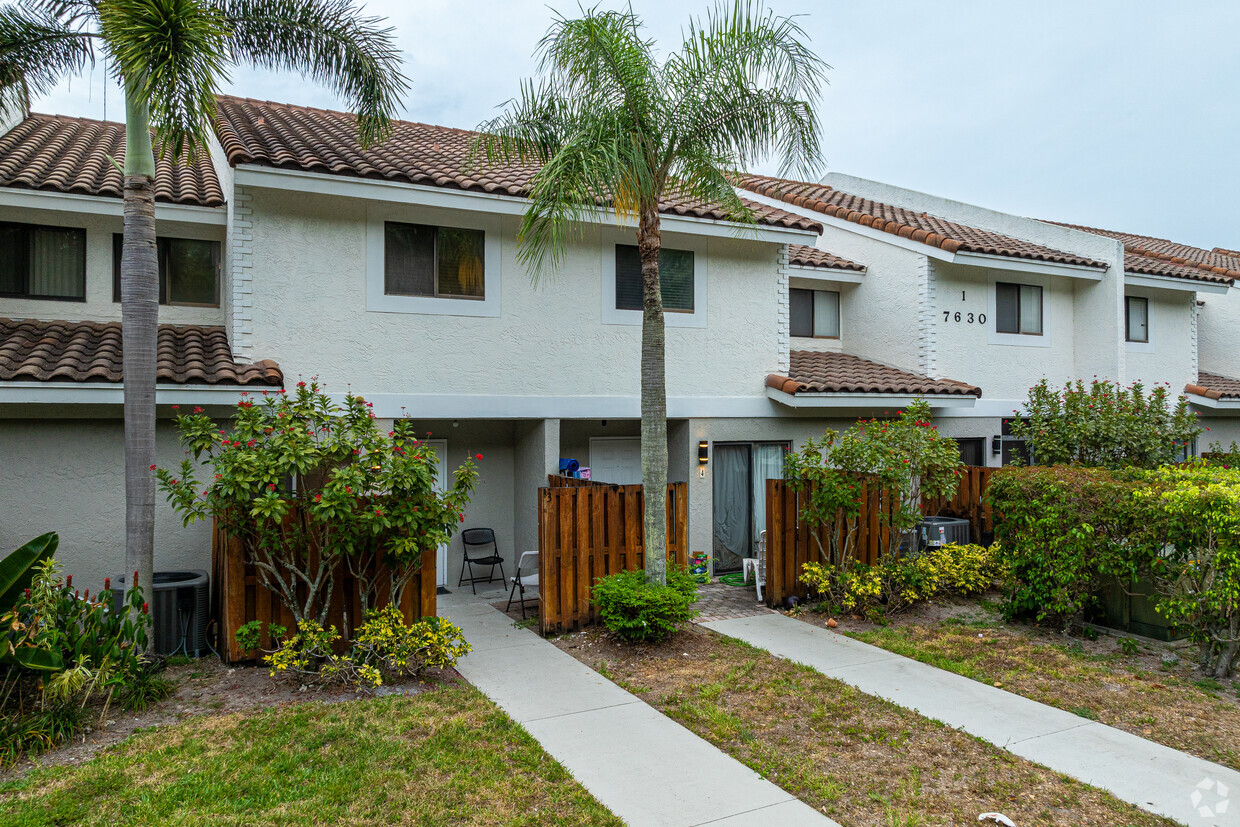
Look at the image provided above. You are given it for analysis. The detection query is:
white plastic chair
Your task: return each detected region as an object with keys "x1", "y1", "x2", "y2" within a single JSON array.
[{"x1": 505, "y1": 550, "x2": 540, "y2": 619}]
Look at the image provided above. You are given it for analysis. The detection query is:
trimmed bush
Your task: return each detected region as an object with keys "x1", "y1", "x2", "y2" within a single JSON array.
[
  {"x1": 592, "y1": 569, "x2": 698, "y2": 643},
  {"x1": 800, "y1": 543, "x2": 1001, "y2": 616},
  {"x1": 988, "y1": 465, "x2": 1162, "y2": 627}
]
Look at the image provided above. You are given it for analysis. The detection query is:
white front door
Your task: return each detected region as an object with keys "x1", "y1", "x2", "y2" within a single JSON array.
[
  {"x1": 589, "y1": 437, "x2": 642, "y2": 485},
  {"x1": 425, "y1": 439, "x2": 449, "y2": 587}
]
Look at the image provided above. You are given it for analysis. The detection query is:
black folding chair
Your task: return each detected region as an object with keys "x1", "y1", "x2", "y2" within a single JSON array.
[{"x1": 458, "y1": 528, "x2": 506, "y2": 594}]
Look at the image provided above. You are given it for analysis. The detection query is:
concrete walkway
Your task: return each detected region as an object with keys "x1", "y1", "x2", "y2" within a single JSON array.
[
  {"x1": 704, "y1": 613, "x2": 1240, "y2": 827},
  {"x1": 439, "y1": 589, "x2": 838, "y2": 827}
]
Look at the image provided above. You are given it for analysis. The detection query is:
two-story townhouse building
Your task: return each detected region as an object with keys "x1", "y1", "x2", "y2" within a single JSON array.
[
  {"x1": 735, "y1": 172, "x2": 1236, "y2": 463},
  {"x1": 1, "y1": 96, "x2": 1236, "y2": 590}
]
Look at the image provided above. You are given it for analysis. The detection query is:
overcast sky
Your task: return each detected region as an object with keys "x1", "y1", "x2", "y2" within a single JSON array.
[{"x1": 36, "y1": 0, "x2": 1238, "y2": 250}]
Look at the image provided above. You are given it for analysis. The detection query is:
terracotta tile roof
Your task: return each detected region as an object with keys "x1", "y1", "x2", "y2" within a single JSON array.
[
  {"x1": 735, "y1": 173, "x2": 1105, "y2": 270},
  {"x1": 0, "y1": 113, "x2": 224, "y2": 207},
  {"x1": 1187, "y1": 371, "x2": 1240, "y2": 401},
  {"x1": 213, "y1": 96, "x2": 821, "y2": 233},
  {"x1": 766, "y1": 351, "x2": 980, "y2": 397},
  {"x1": 788, "y1": 244, "x2": 865, "y2": 272},
  {"x1": 1047, "y1": 222, "x2": 1240, "y2": 286},
  {"x1": 0, "y1": 318, "x2": 281, "y2": 386}
]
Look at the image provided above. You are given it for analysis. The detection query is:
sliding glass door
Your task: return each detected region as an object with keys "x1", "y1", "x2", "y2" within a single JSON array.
[{"x1": 712, "y1": 441, "x2": 789, "y2": 573}]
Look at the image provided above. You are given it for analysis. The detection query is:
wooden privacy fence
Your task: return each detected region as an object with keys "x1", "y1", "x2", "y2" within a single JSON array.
[
  {"x1": 538, "y1": 481, "x2": 688, "y2": 635},
  {"x1": 764, "y1": 466, "x2": 995, "y2": 607},
  {"x1": 212, "y1": 519, "x2": 436, "y2": 663}
]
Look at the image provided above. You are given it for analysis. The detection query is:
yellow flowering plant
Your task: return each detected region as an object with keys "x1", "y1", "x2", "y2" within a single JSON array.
[
  {"x1": 241, "y1": 608, "x2": 471, "y2": 690},
  {"x1": 800, "y1": 543, "x2": 1002, "y2": 616}
]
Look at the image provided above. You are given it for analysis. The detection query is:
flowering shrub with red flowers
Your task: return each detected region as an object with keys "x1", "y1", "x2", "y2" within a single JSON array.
[
  {"x1": 157, "y1": 380, "x2": 479, "y2": 625},
  {"x1": 787, "y1": 400, "x2": 962, "y2": 571},
  {"x1": 1008, "y1": 378, "x2": 1201, "y2": 469},
  {"x1": 1, "y1": 559, "x2": 165, "y2": 765}
]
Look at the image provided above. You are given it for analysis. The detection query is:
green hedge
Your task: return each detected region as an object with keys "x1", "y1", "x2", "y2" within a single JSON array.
[{"x1": 988, "y1": 465, "x2": 1162, "y2": 627}]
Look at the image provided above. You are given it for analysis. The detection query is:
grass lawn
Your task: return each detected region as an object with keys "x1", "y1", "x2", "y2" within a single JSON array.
[
  {"x1": 557, "y1": 625, "x2": 1177, "y2": 827},
  {"x1": 0, "y1": 685, "x2": 620, "y2": 827},
  {"x1": 829, "y1": 610, "x2": 1240, "y2": 772}
]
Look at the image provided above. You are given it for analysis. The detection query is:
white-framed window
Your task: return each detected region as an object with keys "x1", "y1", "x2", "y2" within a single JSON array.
[
  {"x1": 789, "y1": 288, "x2": 840, "y2": 338},
  {"x1": 384, "y1": 222, "x2": 485, "y2": 300},
  {"x1": 0, "y1": 221, "x2": 86, "y2": 301},
  {"x1": 112, "y1": 234, "x2": 221, "y2": 307},
  {"x1": 987, "y1": 274, "x2": 1051, "y2": 348},
  {"x1": 601, "y1": 230, "x2": 707, "y2": 327},
  {"x1": 1125, "y1": 295, "x2": 1148, "y2": 343},
  {"x1": 366, "y1": 206, "x2": 501, "y2": 317},
  {"x1": 995, "y1": 281, "x2": 1043, "y2": 335},
  {"x1": 614, "y1": 245, "x2": 694, "y2": 312}
]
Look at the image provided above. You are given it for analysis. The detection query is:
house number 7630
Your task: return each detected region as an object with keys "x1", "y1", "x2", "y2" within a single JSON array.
[{"x1": 943, "y1": 310, "x2": 986, "y2": 324}]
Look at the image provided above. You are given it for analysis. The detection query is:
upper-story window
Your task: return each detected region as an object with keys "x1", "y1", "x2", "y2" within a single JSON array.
[
  {"x1": 790, "y1": 288, "x2": 840, "y2": 338},
  {"x1": 0, "y1": 221, "x2": 86, "y2": 301},
  {"x1": 995, "y1": 281, "x2": 1042, "y2": 335},
  {"x1": 112, "y1": 235, "x2": 220, "y2": 306},
  {"x1": 615, "y1": 245, "x2": 694, "y2": 312},
  {"x1": 384, "y1": 221, "x2": 485, "y2": 300},
  {"x1": 1125, "y1": 296, "x2": 1149, "y2": 343}
]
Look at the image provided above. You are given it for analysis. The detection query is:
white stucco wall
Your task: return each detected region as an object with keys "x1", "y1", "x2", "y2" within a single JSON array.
[
  {"x1": 0, "y1": 418, "x2": 212, "y2": 591},
  {"x1": 243, "y1": 187, "x2": 789, "y2": 409},
  {"x1": 0, "y1": 203, "x2": 226, "y2": 327},
  {"x1": 1123, "y1": 288, "x2": 1196, "y2": 390},
  {"x1": 809, "y1": 224, "x2": 925, "y2": 372},
  {"x1": 931, "y1": 260, "x2": 1077, "y2": 400},
  {"x1": 1196, "y1": 290, "x2": 1240, "y2": 379}
]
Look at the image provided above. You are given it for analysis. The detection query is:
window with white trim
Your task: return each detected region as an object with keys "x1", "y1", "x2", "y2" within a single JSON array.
[
  {"x1": 995, "y1": 281, "x2": 1043, "y2": 335},
  {"x1": 0, "y1": 221, "x2": 85, "y2": 301},
  {"x1": 112, "y1": 235, "x2": 220, "y2": 306},
  {"x1": 384, "y1": 221, "x2": 485, "y2": 300},
  {"x1": 789, "y1": 288, "x2": 840, "y2": 338},
  {"x1": 615, "y1": 245, "x2": 694, "y2": 312},
  {"x1": 1125, "y1": 296, "x2": 1149, "y2": 343}
]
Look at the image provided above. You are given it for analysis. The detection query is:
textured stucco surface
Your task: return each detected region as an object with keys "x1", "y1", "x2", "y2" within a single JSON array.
[
  {"x1": 0, "y1": 418, "x2": 212, "y2": 590},
  {"x1": 0, "y1": 204, "x2": 226, "y2": 327},
  {"x1": 1197, "y1": 291, "x2": 1240, "y2": 379},
  {"x1": 1123, "y1": 289, "x2": 1195, "y2": 390},
  {"x1": 244, "y1": 187, "x2": 788, "y2": 403}
]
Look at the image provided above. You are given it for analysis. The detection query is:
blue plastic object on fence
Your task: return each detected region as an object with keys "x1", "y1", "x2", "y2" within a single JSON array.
[{"x1": 559, "y1": 458, "x2": 580, "y2": 477}]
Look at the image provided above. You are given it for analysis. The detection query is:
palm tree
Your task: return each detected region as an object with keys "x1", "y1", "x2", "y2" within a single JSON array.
[
  {"x1": 0, "y1": 0, "x2": 406, "y2": 610},
  {"x1": 471, "y1": 2, "x2": 825, "y2": 585}
]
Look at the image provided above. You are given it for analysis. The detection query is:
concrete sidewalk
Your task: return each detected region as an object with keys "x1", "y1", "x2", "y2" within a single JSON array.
[
  {"x1": 704, "y1": 613, "x2": 1240, "y2": 827},
  {"x1": 439, "y1": 591, "x2": 838, "y2": 827}
]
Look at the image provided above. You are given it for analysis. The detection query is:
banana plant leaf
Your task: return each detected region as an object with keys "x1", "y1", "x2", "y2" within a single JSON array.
[
  {"x1": 8, "y1": 645, "x2": 63, "y2": 672},
  {"x1": 0, "y1": 532, "x2": 58, "y2": 610}
]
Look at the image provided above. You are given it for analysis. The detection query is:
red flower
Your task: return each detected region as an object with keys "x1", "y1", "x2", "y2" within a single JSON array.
[
  {"x1": 314, "y1": 494, "x2": 322, "y2": 501},
  {"x1": 142, "y1": 602, "x2": 149, "y2": 615},
  {"x1": 475, "y1": 453, "x2": 483, "y2": 460},
  {"x1": 297, "y1": 381, "x2": 306, "y2": 388},
  {"x1": 104, "y1": 578, "x2": 111, "y2": 591},
  {"x1": 268, "y1": 483, "x2": 276, "y2": 492},
  {"x1": 193, "y1": 406, "x2": 204, "y2": 414},
  {"x1": 171, "y1": 405, "x2": 179, "y2": 410},
  {"x1": 66, "y1": 575, "x2": 72, "y2": 588},
  {"x1": 375, "y1": 508, "x2": 383, "y2": 516},
  {"x1": 459, "y1": 514, "x2": 465, "y2": 523},
  {"x1": 149, "y1": 464, "x2": 157, "y2": 471}
]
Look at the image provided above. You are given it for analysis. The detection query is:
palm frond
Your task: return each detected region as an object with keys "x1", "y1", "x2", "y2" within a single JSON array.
[
  {"x1": 99, "y1": 0, "x2": 228, "y2": 160},
  {"x1": 219, "y1": 0, "x2": 407, "y2": 147},
  {"x1": 670, "y1": 150, "x2": 755, "y2": 228},
  {"x1": 665, "y1": 0, "x2": 827, "y2": 179},
  {"x1": 0, "y1": 4, "x2": 93, "y2": 122}
]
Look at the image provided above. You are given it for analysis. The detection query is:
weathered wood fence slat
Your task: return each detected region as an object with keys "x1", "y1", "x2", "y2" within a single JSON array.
[
  {"x1": 538, "y1": 481, "x2": 688, "y2": 635},
  {"x1": 212, "y1": 517, "x2": 436, "y2": 663},
  {"x1": 764, "y1": 466, "x2": 994, "y2": 607}
]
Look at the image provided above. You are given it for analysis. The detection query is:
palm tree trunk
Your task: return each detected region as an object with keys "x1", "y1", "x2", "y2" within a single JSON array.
[
  {"x1": 638, "y1": 204, "x2": 668, "y2": 586},
  {"x1": 121, "y1": 84, "x2": 158, "y2": 619}
]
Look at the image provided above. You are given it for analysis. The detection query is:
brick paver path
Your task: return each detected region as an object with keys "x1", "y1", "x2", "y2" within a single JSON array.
[{"x1": 693, "y1": 581, "x2": 776, "y2": 623}]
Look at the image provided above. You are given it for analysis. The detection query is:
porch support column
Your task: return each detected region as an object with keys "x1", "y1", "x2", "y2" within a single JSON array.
[{"x1": 514, "y1": 418, "x2": 561, "y2": 555}]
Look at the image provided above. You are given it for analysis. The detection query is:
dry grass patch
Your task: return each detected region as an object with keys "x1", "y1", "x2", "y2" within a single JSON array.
[
  {"x1": 555, "y1": 625, "x2": 1177, "y2": 827},
  {"x1": 0, "y1": 685, "x2": 619, "y2": 827},
  {"x1": 815, "y1": 607, "x2": 1240, "y2": 772}
]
